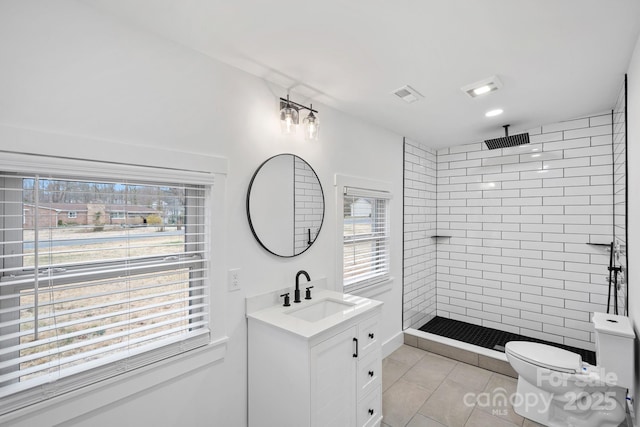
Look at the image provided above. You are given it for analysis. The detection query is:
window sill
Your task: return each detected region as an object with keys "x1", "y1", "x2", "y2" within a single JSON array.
[
  {"x1": 0, "y1": 336, "x2": 229, "y2": 426},
  {"x1": 345, "y1": 277, "x2": 394, "y2": 299}
]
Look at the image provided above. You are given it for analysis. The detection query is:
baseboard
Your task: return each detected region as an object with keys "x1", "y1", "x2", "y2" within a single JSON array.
[{"x1": 381, "y1": 330, "x2": 404, "y2": 359}]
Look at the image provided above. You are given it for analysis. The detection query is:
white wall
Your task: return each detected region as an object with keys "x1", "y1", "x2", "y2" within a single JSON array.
[
  {"x1": 0, "y1": 1, "x2": 404, "y2": 425},
  {"x1": 626, "y1": 29, "x2": 640, "y2": 426}
]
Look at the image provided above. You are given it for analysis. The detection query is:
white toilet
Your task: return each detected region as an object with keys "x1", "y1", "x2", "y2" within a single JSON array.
[{"x1": 505, "y1": 313, "x2": 634, "y2": 427}]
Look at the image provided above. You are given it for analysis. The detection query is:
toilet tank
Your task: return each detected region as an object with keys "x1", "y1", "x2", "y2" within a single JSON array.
[{"x1": 592, "y1": 312, "x2": 635, "y2": 389}]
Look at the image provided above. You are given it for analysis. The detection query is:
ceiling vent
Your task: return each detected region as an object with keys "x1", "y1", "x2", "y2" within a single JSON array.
[
  {"x1": 392, "y1": 85, "x2": 423, "y2": 103},
  {"x1": 461, "y1": 75, "x2": 503, "y2": 98}
]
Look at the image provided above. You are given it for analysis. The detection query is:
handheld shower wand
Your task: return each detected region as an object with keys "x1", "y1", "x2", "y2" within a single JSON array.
[{"x1": 606, "y1": 241, "x2": 622, "y2": 315}]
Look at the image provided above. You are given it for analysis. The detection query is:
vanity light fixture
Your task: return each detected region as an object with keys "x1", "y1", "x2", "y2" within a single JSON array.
[
  {"x1": 462, "y1": 75, "x2": 503, "y2": 98},
  {"x1": 279, "y1": 95, "x2": 320, "y2": 140}
]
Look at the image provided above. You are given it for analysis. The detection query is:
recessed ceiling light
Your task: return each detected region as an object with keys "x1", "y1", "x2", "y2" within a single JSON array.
[
  {"x1": 391, "y1": 85, "x2": 423, "y2": 104},
  {"x1": 474, "y1": 86, "x2": 491, "y2": 96},
  {"x1": 485, "y1": 108, "x2": 503, "y2": 117},
  {"x1": 461, "y1": 75, "x2": 503, "y2": 98}
]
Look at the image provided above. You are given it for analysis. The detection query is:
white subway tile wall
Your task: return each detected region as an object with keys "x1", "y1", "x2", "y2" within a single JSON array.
[
  {"x1": 404, "y1": 112, "x2": 616, "y2": 351},
  {"x1": 294, "y1": 157, "x2": 324, "y2": 253},
  {"x1": 403, "y1": 140, "x2": 437, "y2": 329}
]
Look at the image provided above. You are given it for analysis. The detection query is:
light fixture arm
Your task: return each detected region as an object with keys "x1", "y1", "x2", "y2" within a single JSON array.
[{"x1": 279, "y1": 97, "x2": 318, "y2": 113}]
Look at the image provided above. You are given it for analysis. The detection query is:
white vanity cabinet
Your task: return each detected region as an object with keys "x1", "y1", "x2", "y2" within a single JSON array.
[{"x1": 247, "y1": 289, "x2": 382, "y2": 427}]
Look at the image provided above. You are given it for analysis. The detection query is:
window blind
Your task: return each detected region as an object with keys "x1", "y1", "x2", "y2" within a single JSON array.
[
  {"x1": 343, "y1": 187, "x2": 390, "y2": 290},
  {"x1": 0, "y1": 171, "x2": 210, "y2": 414}
]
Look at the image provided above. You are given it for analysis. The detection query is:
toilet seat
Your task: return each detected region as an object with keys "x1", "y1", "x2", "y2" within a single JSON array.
[{"x1": 505, "y1": 341, "x2": 582, "y2": 373}]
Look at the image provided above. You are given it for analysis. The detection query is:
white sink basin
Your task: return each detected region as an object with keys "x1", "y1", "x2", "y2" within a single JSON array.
[
  {"x1": 247, "y1": 286, "x2": 383, "y2": 338},
  {"x1": 286, "y1": 298, "x2": 356, "y2": 322}
]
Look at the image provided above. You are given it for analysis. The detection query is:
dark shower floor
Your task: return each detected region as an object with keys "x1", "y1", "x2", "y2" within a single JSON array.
[{"x1": 419, "y1": 316, "x2": 596, "y2": 365}]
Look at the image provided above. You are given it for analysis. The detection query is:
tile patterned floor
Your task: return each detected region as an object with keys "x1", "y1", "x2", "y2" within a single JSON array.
[{"x1": 381, "y1": 345, "x2": 546, "y2": 427}]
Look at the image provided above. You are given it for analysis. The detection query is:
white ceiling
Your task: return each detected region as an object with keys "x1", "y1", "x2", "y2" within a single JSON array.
[{"x1": 82, "y1": 0, "x2": 640, "y2": 148}]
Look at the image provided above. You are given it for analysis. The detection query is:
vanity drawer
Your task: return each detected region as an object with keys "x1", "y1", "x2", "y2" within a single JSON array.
[
  {"x1": 358, "y1": 315, "x2": 380, "y2": 357},
  {"x1": 358, "y1": 350, "x2": 381, "y2": 395},
  {"x1": 357, "y1": 386, "x2": 382, "y2": 427}
]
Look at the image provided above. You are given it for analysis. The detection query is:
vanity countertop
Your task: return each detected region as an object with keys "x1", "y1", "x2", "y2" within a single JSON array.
[{"x1": 247, "y1": 288, "x2": 383, "y2": 339}]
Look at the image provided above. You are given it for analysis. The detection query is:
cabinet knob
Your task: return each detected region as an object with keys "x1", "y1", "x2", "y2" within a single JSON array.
[
  {"x1": 368, "y1": 333, "x2": 374, "y2": 339},
  {"x1": 368, "y1": 409, "x2": 374, "y2": 416},
  {"x1": 368, "y1": 370, "x2": 374, "y2": 377}
]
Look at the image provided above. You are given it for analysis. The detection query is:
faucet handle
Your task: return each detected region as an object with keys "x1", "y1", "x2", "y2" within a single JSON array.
[
  {"x1": 280, "y1": 293, "x2": 291, "y2": 307},
  {"x1": 305, "y1": 286, "x2": 314, "y2": 300}
]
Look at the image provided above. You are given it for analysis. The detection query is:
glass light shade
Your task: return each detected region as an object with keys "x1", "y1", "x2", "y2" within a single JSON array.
[
  {"x1": 303, "y1": 111, "x2": 319, "y2": 141},
  {"x1": 280, "y1": 105, "x2": 299, "y2": 134}
]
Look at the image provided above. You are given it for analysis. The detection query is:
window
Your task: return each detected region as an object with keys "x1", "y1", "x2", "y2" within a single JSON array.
[
  {"x1": 0, "y1": 172, "x2": 209, "y2": 414},
  {"x1": 109, "y1": 211, "x2": 124, "y2": 220},
  {"x1": 342, "y1": 186, "x2": 390, "y2": 291},
  {"x1": 67, "y1": 211, "x2": 77, "y2": 219}
]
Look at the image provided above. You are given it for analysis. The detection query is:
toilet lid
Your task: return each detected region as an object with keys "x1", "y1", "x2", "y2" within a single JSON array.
[{"x1": 505, "y1": 341, "x2": 582, "y2": 373}]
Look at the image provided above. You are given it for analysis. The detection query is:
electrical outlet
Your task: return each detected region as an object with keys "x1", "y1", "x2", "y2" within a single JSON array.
[{"x1": 228, "y1": 268, "x2": 240, "y2": 292}]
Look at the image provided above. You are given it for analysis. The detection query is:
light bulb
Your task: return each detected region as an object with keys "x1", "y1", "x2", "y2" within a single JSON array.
[
  {"x1": 473, "y1": 85, "x2": 491, "y2": 96},
  {"x1": 280, "y1": 104, "x2": 298, "y2": 134},
  {"x1": 303, "y1": 109, "x2": 319, "y2": 141},
  {"x1": 285, "y1": 114, "x2": 294, "y2": 132}
]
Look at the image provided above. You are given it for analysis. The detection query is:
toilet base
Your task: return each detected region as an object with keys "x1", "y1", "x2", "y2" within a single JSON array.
[{"x1": 513, "y1": 376, "x2": 627, "y2": 427}]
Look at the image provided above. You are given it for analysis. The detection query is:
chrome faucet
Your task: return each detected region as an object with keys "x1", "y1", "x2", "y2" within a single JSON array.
[{"x1": 294, "y1": 270, "x2": 310, "y2": 303}]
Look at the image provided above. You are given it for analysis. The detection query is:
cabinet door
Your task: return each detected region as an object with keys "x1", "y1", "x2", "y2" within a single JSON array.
[{"x1": 310, "y1": 326, "x2": 358, "y2": 427}]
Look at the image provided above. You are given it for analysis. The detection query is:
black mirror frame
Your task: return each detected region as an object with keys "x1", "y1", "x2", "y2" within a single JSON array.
[{"x1": 246, "y1": 153, "x2": 325, "y2": 258}]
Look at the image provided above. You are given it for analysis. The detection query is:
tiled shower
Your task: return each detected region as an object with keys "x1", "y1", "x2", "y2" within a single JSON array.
[
  {"x1": 403, "y1": 80, "x2": 628, "y2": 352},
  {"x1": 293, "y1": 156, "x2": 324, "y2": 253}
]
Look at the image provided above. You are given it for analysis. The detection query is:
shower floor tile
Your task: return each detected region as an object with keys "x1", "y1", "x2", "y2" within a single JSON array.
[{"x1": 419, "y1": 316, "x2": 596, "y2": 365}]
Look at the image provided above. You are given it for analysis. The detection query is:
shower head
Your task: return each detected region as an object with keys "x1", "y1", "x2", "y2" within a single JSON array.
[{"x1": 484, "y1": 125, "x2": 530, "y2": 150}]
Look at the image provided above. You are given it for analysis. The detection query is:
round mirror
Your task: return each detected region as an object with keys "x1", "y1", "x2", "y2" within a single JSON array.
[{"x1": 247, "y1": 154, "x2": 325, "y2": 257}]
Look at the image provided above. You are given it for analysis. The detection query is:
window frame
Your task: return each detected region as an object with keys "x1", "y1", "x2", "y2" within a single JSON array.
[
  {"x1": 335, "y1": 174, "x2": 393, "y2": 295},
  {"x1": 0, "y1": 143, "x2": 228, "y2": 420}
]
